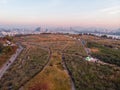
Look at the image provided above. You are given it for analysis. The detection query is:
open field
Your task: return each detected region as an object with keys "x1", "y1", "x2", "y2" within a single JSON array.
[
  {"x1": 22, "y1": 35, "x2": 74, "y2": 90},
  {"x1": 0, "y1": 34, "x2": 120, "y2": 90},
  {"x1": 0, "y1": 46, "x2": 49, "y2": 90},
  {"x1": 62, "y1": 34, "x2": 120, "y2": 90},
  {"x1": 0, "y1": 34, "x2": 76, "y2": 90},
  {"x1": 63, "y1": 40, "x2": 87, "y2": 57},
  {"x1": 64, "y1": 54, "x2": 120, "y2": 90},
  {"x1": 79, "y1": 35, "x2": 120, "y2": 66},
  {"x1": 0, "y1": 36, "x2": 49, "y2": 89},
  {"x1": 87, "y1": 41, "x2": 120, "y2": 66},
  {"x1": 81, "y1": 35, "x2": 120, "y2": 49},
  {"x1": 24, "y1": 52, "x2": 71, "y2": 90}
]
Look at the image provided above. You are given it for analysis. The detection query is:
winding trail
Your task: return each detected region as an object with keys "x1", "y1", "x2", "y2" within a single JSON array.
[
  {"x1": 22, "y1": 41, "x2": 75, "y2": 90},
  {"x1": 61, "y1": 41, "x2": 76, "y2": 90},
  {"x1": 19, "y1": 47, "x2": 51, "y2": 90},
  {"x1": 62, "y1": 53, "x2": 76, "y2": 90}
]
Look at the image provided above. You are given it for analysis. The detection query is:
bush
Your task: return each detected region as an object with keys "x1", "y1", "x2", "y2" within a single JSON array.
[
  {"x1": 4, "y1": 35, "x2": 13, "y2": 41},
  {"x1": 3, "y1": 46, "x2": 12, "y2": 54},
  {"x1": 0, "y1": 43, "x2": 3, "y2": 53}
]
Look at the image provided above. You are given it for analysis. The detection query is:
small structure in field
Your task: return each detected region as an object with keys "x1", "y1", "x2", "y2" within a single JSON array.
[
  {"x1": 3, "y1": 40, "x2": 16, "y2": 46},
  {"x1": 85, "y1": 56, "x2": 98, "y2": 62}
]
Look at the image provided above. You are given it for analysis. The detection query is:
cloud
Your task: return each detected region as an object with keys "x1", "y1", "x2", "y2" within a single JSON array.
[{"x1": 100, "y1": 6, "x2": 120, "y2": 15}]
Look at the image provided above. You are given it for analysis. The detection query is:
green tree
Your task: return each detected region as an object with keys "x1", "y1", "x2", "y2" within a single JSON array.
[
  {"x1": 0, "y1": 43, "x2": 3, "y2": 53},
  {"x1": 101, "y1": 35, "x2": 107, "y2": 38},
  {"x1": 4, "y1": 35, "x2": 13, "y2": 41},
  {"x1": 3, "y1": 46, "x2": 12, "y2": 54}
]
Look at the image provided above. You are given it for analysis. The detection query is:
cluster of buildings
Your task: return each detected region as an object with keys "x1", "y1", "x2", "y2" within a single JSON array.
[
  {"x1": 0, "y1": 38, "x2": 16, "y2": 47},
  {"x1": 3, "y1": 40, "x2": 16, "y2": 47}
]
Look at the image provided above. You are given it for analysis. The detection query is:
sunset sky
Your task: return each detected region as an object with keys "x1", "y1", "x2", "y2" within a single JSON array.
[{"x1": 0, "y1": 0, "x2": 120, "y2": 28}]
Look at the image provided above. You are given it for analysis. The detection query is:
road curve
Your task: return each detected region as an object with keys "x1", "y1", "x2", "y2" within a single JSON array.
[{"x1": 0, "y1": 44, "x2": 23, "y2": 79}]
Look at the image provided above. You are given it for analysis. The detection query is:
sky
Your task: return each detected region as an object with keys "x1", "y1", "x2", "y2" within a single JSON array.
[{"x1": 0, "y1": 0, "x2": 120, "y2": 28}]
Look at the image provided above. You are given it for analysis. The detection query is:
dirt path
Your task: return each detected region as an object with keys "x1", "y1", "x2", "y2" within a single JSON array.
[
  {"x1": 19, "y1": 47, "x2": 51, "y2": 90},
  {"x1": 19, "y1": 36, "x2": 76, "y2": 90},
  {"x1": 61, "y1": 41, "x2": 76, "y2": 90},
  {"x1": 62, "y1": 53, "x2": 76, "y2": 90},
  {"x1": 23, "y1": 51, "x2": 72, "y2": 90}
]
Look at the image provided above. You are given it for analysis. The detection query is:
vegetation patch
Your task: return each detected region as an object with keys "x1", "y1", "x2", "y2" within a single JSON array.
[
  {"x1": 24, "y1": 52, "x2": 71, "y2": 90},
  {"x1": 0, "y1": 47, "x2": 49, "y2": 90},
  {"x1": 0, "y1": 36, "x2": 16, "y2": 68},
  {"x1": 64, "y1": 54, "x2": 120, "y2": 90},
  {"x1": 87, "y1": 42, "x2": 120, "y2": 66}
]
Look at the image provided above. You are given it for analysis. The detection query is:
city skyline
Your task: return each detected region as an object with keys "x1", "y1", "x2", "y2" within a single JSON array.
[{"x1": 0, "y1": 0, "x2": 120, "y2": 28}]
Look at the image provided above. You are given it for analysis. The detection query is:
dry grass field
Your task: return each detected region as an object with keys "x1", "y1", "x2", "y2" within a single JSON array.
[
  {"x1": 61, "y1": 34, "x2": 120, "y2": 90},
  {"x1": 0, "y1": 34, "x2": 120, "y2": 90},
  {"x1": 0, "y1": 34, "x2": 77, "y2": 90},
  {"x1": 24, "y1": 52, "x2": 71, "y2": 90},
  {"x1": 21, "y1": 34, "x2": 74, "y2": 90},
  {"x1": 81, "y1": 35, "x2": 120, "y2": 49}
]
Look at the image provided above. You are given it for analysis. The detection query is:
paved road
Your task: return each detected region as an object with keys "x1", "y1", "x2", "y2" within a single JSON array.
[{"x1": 0, "y1": 44, "x2": 23, "y2": 79}]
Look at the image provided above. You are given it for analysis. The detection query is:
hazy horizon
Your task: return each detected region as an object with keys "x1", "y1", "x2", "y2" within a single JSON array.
[{"x1": 0, "y1": 0, "x2": 120, "y2": 28}]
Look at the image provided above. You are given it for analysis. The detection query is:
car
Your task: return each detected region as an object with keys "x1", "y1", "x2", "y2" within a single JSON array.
[{"x1": 9, "y1": 61, "x2": 11, "y2": 63}]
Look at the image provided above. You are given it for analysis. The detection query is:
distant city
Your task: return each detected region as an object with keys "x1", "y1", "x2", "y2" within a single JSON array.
[{"x1": 0, "y1": 26, "x2": 120, "y2": 39}]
